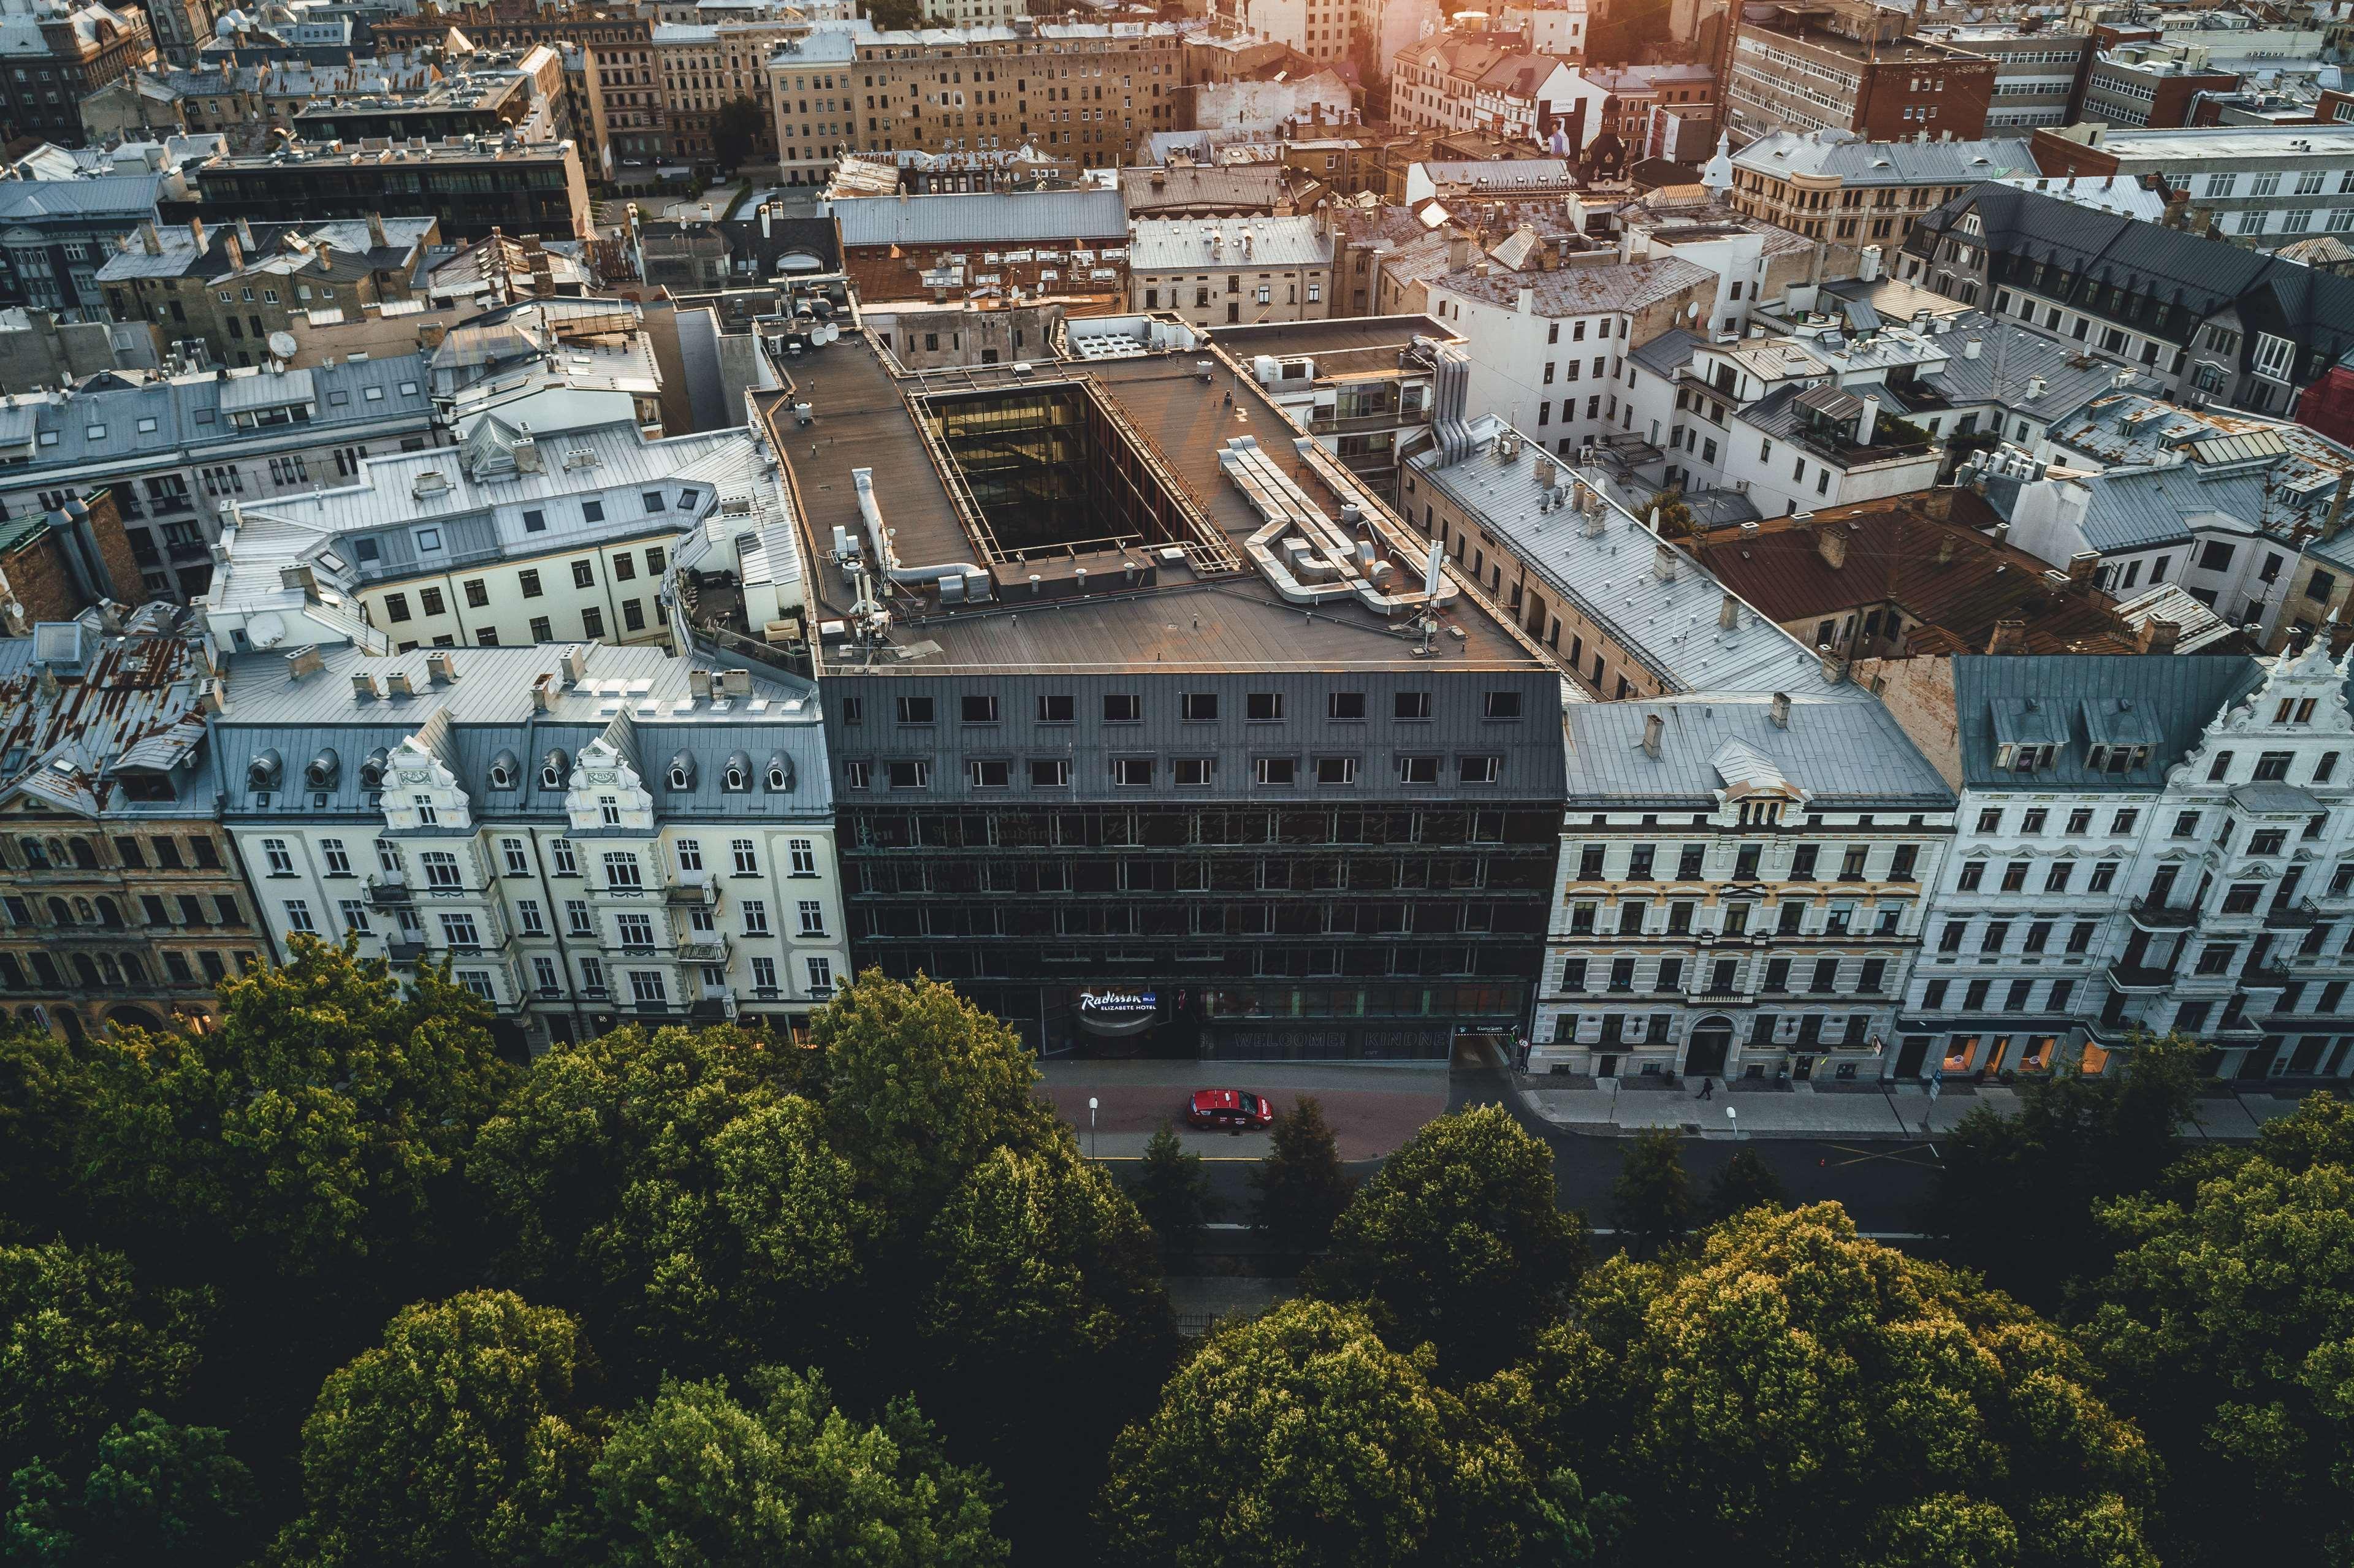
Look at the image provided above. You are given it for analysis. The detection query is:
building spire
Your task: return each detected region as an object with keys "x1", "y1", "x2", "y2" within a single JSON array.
[{"x1": 1702, "y1": 129, "x2": 1734, "y2": 201}]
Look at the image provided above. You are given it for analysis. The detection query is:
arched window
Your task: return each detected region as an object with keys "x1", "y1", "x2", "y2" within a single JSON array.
[
  {"x1": 46, "y1": 897, "x2": 71, "y2": 926},
  {"x1": 95, "y1": 897, "x2": 121, "y2": 929},
  {"x1": 68, "y1": 838, "x2": 97, "y2": 870},
  {"x1": 17, "y1": 837, "x2": 44, "y2": 869},
  {"x1": 72, "y1": 954, "x2": 99, "y2": 988},
  {"x1": 116, "y1": 956, "x2": 144, "y2": 989}
]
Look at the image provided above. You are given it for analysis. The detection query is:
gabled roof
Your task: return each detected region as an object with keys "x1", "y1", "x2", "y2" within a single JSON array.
[
  {"x1": 830, "y1": 188, "x2": 1126, "y2": 248},
  {"x1": 1564, "y1": 694, "x2": 1952, "y2": 805}
]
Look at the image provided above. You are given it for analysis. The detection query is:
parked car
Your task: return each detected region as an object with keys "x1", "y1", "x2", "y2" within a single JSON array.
[{"x1": 1186, "y1": 1087, "x2": 1274, "y2": 1130}]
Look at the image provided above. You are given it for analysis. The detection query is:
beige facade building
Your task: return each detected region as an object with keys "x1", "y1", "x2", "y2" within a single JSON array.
[{"x1": 1128, "y1": 215, "x2": 1334, "y2": 327}]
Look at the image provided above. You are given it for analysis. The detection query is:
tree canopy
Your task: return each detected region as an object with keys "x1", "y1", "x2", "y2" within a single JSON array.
[
  {"x1": 2074, "y1": 1095, "x2": 2354, "y2": 1567},
  {"x1": 1483, "y1": 1203, "x2": 2158, "y2": 1568},
  {"x1": 275, "y1": 1291, "x2": 603, "y2": 1568},
  {"x1": 1126, "y1": 1124, "x2": 1219, "y2": 1262},
  {"x1": 1099, "y1": 1298, "x2": 1598, "y2": 1568},
  {"x1": 0, "y1": 1243, "x2": 208, "y2": 1475},
  {"x1": 588, "y1": 1368, "x2": 1004, "y2": 1568},
  {"x1": 1311, "y1": 1107, "x2": 1584, "y2": 1379},
  {"x1": 1, "y1": 1411, "x2": 258, "y2": 1568},
  {"x1": 1608, "y1": 1129, "x2": 1692, "y2": 1257},
  {"x1": 1251, "y1": 1097, "x2": 1355, "y2": 1260}
]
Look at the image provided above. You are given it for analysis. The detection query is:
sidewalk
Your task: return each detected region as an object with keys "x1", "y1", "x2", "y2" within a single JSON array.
[{"x1": 1508, "y1": 1067, "x2": 2324, "y2": 1141}]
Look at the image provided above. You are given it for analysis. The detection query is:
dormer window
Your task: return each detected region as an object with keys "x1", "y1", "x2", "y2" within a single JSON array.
[
  {"x1": 1997, "y1": 743, "x2": 2055, "y2": 773},
  {"x1": 766, "y1": 753, "x2": 794, "y2": 793},
  {"x1": 668, "y1": 753, "x2": 696, "y2": 791},
  {"x1": 414, "y1": 793, "x2": 438, "y2": 826},
  {"x1": 487, "y1": 749, "x2": 519, "y2": 791},
  {"x1": 359, "y1": 748, "x2": 387, "y2": 791},
  {"x1": 723, "y1": 750, "x2": 752, "y2": 792},
  {"x1": 247, "y1": 749, "x2": 282, "y2": 790},
  {"x1": 304, "y1": 748, "x2": 338, "y2": 789},
  {"x1": 541, "y1": 748, "x2": 569, "y2": 790}
]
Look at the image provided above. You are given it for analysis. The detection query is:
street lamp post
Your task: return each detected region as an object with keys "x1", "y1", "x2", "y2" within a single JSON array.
[
  {"x1": 1088, "y1": 1097, "x2": 1099, "y2": 1162},
  {"x1": 1725, "y1": 1105, "x2": 1738, "y2": 1141}
]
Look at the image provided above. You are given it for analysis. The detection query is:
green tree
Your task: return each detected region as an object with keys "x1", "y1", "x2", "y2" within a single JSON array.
[
  {"x1": 1608, "y1": 1129, "x2": 1691, "y2": 1257},
  {"x1": 1250, "y1": 1097, "x2": 1355, "y2": 1262},
  {"x1": 275, "y1": 1290, "x2": 603, "y2": 1568},
  {"x1": 1126, "y1": 1123, "x2": 1219, "y2": 1262},
  {"x1": 1644, "y1": 489, "x2": 1697, "y2": 541},
  {"x1": 1099, "y1": 1298, "x2": 1598, "y2": 1568},
  {"x1": 2073, "y1": 1095, "x2": 2354, "y2": 1567},
  {"x1": 1484, "y1": 1203, "x2": 2157, "y2": 1568},
  {"x1": 81, "y1": 934, "x2": 514, "y2": 1285},
  {"x1": 0, "y1": 1244, "x2": 208, "y2": 1475},
  {"x1": 1917, "y1": 1034, "x2": 2201, "y2": 1308},
  {"x1": 711, "y1": 97, "x2": 766, "y2": 170},
  {"x1": 472, "y1": 1023, "x2": 870, "y2": 1385},
  {"x1": 589, "y1": 1367, "x2": 1005, "y2": 1568},
  {"x1": 1701, "y1": 1148, "x2": 1787, "y2": 1226},
  {"x1": 0, "y1": 1023, "x2": 100, "y2": 1239},
  {"x1": 1311, "y1": 1106, "x2": 1585, "y2": 1379},
  {"x1": 2, "y1": 1412, "x2": 257, "y2": 1567},
  {"x1": 864, "y1": 0, "x2": 919, "y2": 27},
  {"x1": 809, "y1": 970, "x2": 1061, "y2": 1231}
]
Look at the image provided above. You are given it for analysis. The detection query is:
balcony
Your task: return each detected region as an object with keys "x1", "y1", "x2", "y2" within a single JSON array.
[
  {"x1": 2105, "y1": 963, "x2": 2175, "y2": 994},
  {"x1": 665, "y1": 879, "x2": 718, "y2": 907},
  {"x1": 386, "y1": 939, "x2": 425, "y2": 962},
  {"x1": 689, "y1": 987, "x2": 739, "y2": 1023},
  {"x1": 2265, "y1": 902, "x2": 2320, "y2": 930},
  {"x1": 366, "y1": 875, "x2": 413, "y2": 907},
  {"x1": 676, "y1": 934, "x2": 729, "y2": 964},
  {"x1": 2128, "y1": 897, "x2": 2196, "y2": 931},
  {"x1": 166, "y1": 539, "x2": 212, "y2": 563},
  {"x1": 2241, "y1": 964, "x2": 2293, "y2": 989}
]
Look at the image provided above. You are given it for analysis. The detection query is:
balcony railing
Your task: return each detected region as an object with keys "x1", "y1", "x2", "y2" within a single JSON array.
[
  {"x1": 665, "y1": 879, "x2": 718, "y2": 907},
  {"x1": 366, "y1": 875, "x2": 412, "y2": 907},
  {"x1": 2105, "y1": 962, "x2": 2174, "y2": 993},
  {"x1": 2128, "y1": 897, "x2": 2196, "y2": 929}
]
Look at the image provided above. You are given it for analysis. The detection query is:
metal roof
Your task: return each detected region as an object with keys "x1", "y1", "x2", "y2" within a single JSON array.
[
  {"x1": 1128, "y1": 215, "x2": 1330, "y2": 271},
  {"x1": 1952, "y1": 654, "x2": 2264, "y2": 790},
  {"x1": 1731, "y1": 131, "x2": 2036, "y2": 187},
  {"x1": 1409, "y1": 419, "x2": 1875, "y2": 700},
  {"x1": 1564, "y1": 693, "x2": 1953, "y2": 806},
  {"x1": 1428, "y1": 255, "x2": 1717, "y2": 317},
  {"x1": 829, "y1": 188, "x2": 1126, "y2": 248}
]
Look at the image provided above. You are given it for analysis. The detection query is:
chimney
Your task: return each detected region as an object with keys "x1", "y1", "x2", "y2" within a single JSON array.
[
  {"x1": 284, "y1": 645, "x2": 324, "y2": 680},
  {"x1": 1987, "y1": 618, "x2": 2028, "y2": 655},
  {"x1": 1964, "y1": 337, "x2": 1983, "y2": 360},
  {"x1": 1769, "y1": 691, "x2": 1791, "y2": 728},
  {"x1": 1936, "y1": 534, "x2": 1956, "y2": 566},
  {"x1": 2137, "y1": 617, "x2": 2181, "y2": 655},
  {"x1": 1993, "y1": 522, "x2": 2011, "y2": 547},
  {"x1": 138, "y1": 220, "x2": 161, "y2": 256},
  {"x1": 1816, "y1": 524, "x2": 1848, "y2": 570},
  {"x1": 352, "y1": 671, "x2": 380, "y2": 700},
  {"x1": 235, "y1": 216, "x2": 254, "y2": 251},
  {"x1": 385, "y1": 669, "x2": 417, "y2": 698},
  {"x1": 1640, "y1": 712, "x2": 1664, "y2": 758},
  {"x1": 1856, "y1": 393, "x2": 1880, "y2": 446},
  {"x1": 188, "y1": 216, "x2": 208, "y2": 254},
  {"x1": 368, "y1": 210, "x2": 388, "y2": 248},
  {"x1": 2326, "y1": 468, "x2": 2354, "y2": 538},
  {"x1": 1653, "y1": 541, "x2": 1678, "y2": 582},
  {"x1": 531, "y1": 671, "x2": 557, "y2": 711},
  {"x1": 1719, "y1": 590, "x2": 1740, "y2": 630},
  {"x1": 425, "y1": 650, "x2": 459, "y2": 684},
  {"x1": 1818, "y1": 643, "x2": 1848, "y2": 684},
  {"x1": 560, "y1": 644, "x2": 590, "y2": 685},
  {"x1": 689, "y1": 667, "x2": 713, "y2": 699},
  {"x1": 222, "y1": 230, "x2": 243, "y2": 270},
  {"x1": 2068, "y1": 550, "x2": 2101, "y2": 585}
]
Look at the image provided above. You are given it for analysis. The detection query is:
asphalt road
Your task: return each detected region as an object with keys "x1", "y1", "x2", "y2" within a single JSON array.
[{"x1": 1177, "y1": 1054, "x2": 1943, "y2": 1239}]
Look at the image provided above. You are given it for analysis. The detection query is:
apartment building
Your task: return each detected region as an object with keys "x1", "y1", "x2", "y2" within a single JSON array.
[
  {"x1": 1211, "y1": 0, "x2": 1359, "y2": 67},
  {"x1": 2080, "y1": 42, "x2": 2241, "y2": 129},
  {"x1": 1536, "y1": 695, "x2": 1954, "y2": 1082},
  {"x1": 1417, "y1": 254, "x2": 1720, "y2": 466},
  {"x1": 1727, "y1": 131, "x2": 2035, "y2": 280},
  {"x1": 652, "y1": 17, "x2": 798, "y2": 169},
  {"x1": 0, "y1": 607, "x2": 259, "y2": 1043},
  {"x1": 213, "y1": 640, "x2": 847, "y2": 1054},
  {"x1": 176, "y1": 138, "x2": 592, "y2": 243},
  {"x1": 96, "y1": 215, "x2": 441, "y2": 370},
  {"x1": 0, "y1": 354, "x2": 442, "y2": 603},
  {"x1": 2031, "y1": 124, "x2": 2354, "y2": 248},
  {"x1": 1218, "y1": 316, "x2": 1445, "y2": 503},
  {"x1": 1129, "y1": 215, "x2": 1333, "y2": 327},
  {"x1": 1875, "y1": 647, "x2": 2354, "y2": 1085},
  {"x1": 0, "y1": 172, "x2": 164, "y2": 319},
  {"x1": 1387, "y1": 32, "x2": 1607, "y2": 148},
  {"x1": 1720, "y1": 0, "x2": 1995, "y2": 143},
  {"x1": 768, "y1": 20, "x2": 1186, "y2": 188},
  {"x1": 0, "y1": 0, "x2": 151, "y2": 150},
  {"x1": 832, "y1": 188, "x2": 1127, "y2": 305},
  {"x1": 1902, "y1": 181, "x2": 2354, "y2": 416},
  {"x1": 200, "y1": 408, "x2": 782, "y2": 658},
  {"x1": 1922, "y1": 23, "x2": 2092, "y2": 131}
]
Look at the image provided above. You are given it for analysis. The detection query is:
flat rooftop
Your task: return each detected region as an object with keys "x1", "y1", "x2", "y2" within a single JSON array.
[{"x1": 766, "y1": 326, "x2": 1548, "y2": 676}]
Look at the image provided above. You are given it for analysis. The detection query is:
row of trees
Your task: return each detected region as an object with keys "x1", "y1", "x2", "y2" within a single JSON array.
[{"x1": 0, "y1": 944, "x2": 2345, "y2": 1566}]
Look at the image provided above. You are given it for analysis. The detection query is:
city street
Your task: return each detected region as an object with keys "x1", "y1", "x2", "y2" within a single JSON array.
[{"x1": 1042, "y1": 1049, "x2": 1946, "y2": 1236}]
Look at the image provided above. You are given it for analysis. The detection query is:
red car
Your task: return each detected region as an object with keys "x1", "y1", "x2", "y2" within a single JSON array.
[{"x1": 1186, "y1": 1088, "x2": 1274, "y2": 1130}]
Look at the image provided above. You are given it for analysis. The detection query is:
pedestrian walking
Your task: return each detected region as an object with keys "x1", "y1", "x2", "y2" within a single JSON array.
[{"x1": 1696, "y1": 1076, "x2": 1714, "y2": 1101}]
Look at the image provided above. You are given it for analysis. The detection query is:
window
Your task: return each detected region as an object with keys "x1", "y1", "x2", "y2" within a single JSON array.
[
  {"x1": 572, "y1": 560, "x2": 596, "y2": 588},
  {"x1": 1315, "y1": 756, "x2": 1357, "y2": 786},
  {"x1": 1458, "y1": 755, "x2": 1501, "y2": 785},
  {"x1": 969, "y1": 759, "x2": 1010, "y2": 788},
  {"x1": 2208, "y1": 752, "x2": 2234, "y2": 782},
  {"x1": 519, "y1": 569, "x2": 543, "y2": 598},
  {"x1": 896, "y1": 695, "x2": 935, "y2": 725},
  {"x1": 581, "y1": 608, "x2": 604, "y2": 639},
  {"x1": 798, "y1": 900, "x2": 825, "y2": 936},
  {"x1": 1328, "y1": 691, "x2": 1365, "y2": 719},
  {"x1": 1483, "y1": 690, "x2": 1522, "y2": 718},
  {"x1": 1398, "y1": 755, "x2": 1439, "y2": 784},
  {"x1": 961, "y1": 694, "x2": 998, "y2": 723},
  {"x1": 1395, "y1": 691, "x2": 1431, "y2": 720},
  {"x1": 1254, "y1": 758, "x2": 1296, "y2": 786},
  {"x1": 517, "y1": 900, "x2": 546, "y2": 936},
  {"x1": 1957, "y1": 861, "x2": 1986, "y2": 892},
  {"x1": 1103, "y1": 694, "x2": 1141, "y2": 722},
  {"x1": 1038, "y1": 694, "x2": 1073, "y2": 723},
  {"x1": 628, "y1": 971, "x2": 668, "y2": 1007},
  {"x1": 2255, "y1": 751, "x2": 2293, "y2": 782},
  {"x1": 604, "y1": 852, "x2": 642, "y2": 888},
  {"x1": 283, "y1": 900, "x2": 315, "y2": 934},
  {"x1": 741, "y1": 899, "x2": 771, "y2": 935},
  {"x1": 262, "y1": 838, "x2": 294, "y2": 875},
  {"x1": 807, "y1": 956, "x2": 834, "y2": 994},
  {"x1": 1030, "y1": 758, "x2": 1070, "y2": 788},
  {"x1": 1183, "y1": 692, "x2": 1219, "y2": 721},
  {"x1": 731, "y1": 839, "x2": 758, "y2": 875},
  {"x1": 566, "y1": 900, "x2": 593, "y2": 937},
  {"x1": 885, "y1": 760, "x2": 931, "y2": 790},
  {"x1": 1113, "y1": 758, "x2": 1154, "y2": 787},
  {"x1": 1246, "y1": 692, "x2": 1283, "y2": 721},
  {"x1": 750, "y1": 956, "x2": 779, "y2": 994}
]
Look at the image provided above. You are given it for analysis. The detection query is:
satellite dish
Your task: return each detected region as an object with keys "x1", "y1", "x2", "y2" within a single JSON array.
[
  {"x1": 1686, "y1": 302, "x2": 1700, "y2": 319},
  {"x1": 246, "y1": 611, "x2": 287, "y2": 649},
  {"x1": 267, "y1": 330, "x2": 299, "y2": 359}
]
